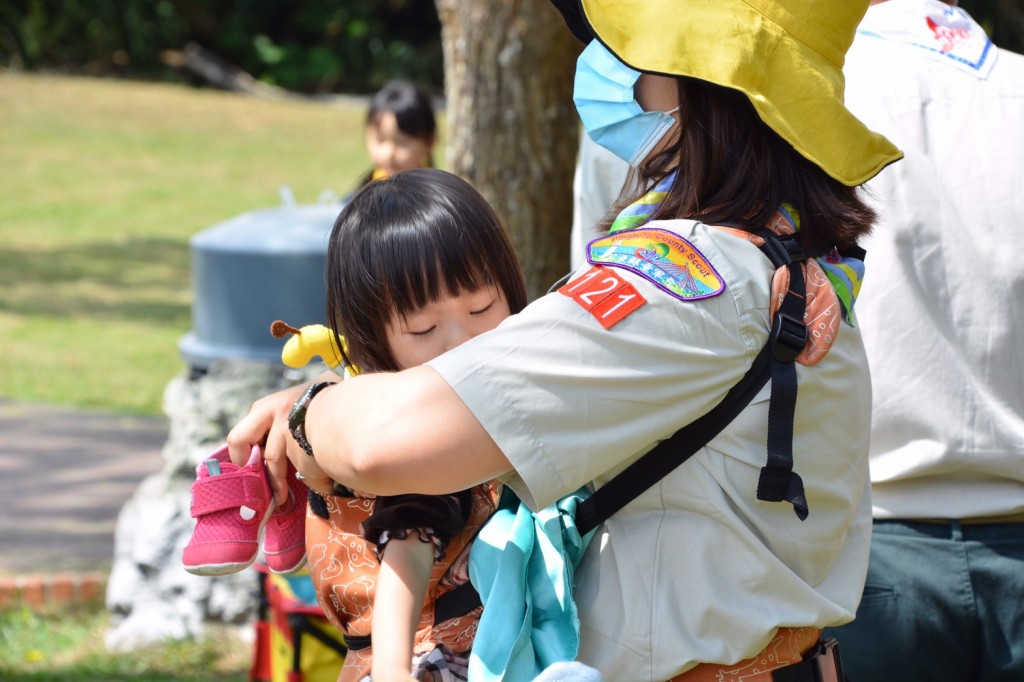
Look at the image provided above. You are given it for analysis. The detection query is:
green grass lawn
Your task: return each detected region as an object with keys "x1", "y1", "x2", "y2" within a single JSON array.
[
  {"x1": 0, "y1": 603, "x2": 249, "y2": 681},
  {"x1": 0, "y1": 72, "x2": 443, "y2": 415}
]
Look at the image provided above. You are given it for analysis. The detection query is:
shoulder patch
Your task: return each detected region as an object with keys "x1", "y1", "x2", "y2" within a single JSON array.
[
  {"x1": 586, "y1": 228, "x2": 726, "y2": 301},
  {"x1": 559, "y1": 266, "x2": 646, "y2": 329}
]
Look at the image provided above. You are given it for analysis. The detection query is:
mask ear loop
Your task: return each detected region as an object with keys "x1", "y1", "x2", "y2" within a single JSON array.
[{"x1": 629, "y1": 106, "x2": 681, "y2": 166}]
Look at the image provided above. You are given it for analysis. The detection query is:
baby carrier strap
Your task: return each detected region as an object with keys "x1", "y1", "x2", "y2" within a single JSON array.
[
  {"x1": 755, "y1": 229, "x2": 810, "y2": 521},
  {"x1": 434, "y1": 579, "x2": 483, "y2": 624},
  {"x1": 574, "y1": 231, "x2": 811, "y2": 536}
]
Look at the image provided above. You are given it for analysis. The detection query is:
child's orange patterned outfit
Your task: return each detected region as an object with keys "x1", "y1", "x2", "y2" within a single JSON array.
[{"x1": 305, "y1": 482, "x2": 501, "y2": 682}]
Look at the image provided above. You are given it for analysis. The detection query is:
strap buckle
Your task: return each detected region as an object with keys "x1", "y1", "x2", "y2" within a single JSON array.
[
  {"x1": 770, "y1": 312, "x2": 807, "y2": 363},
  {"x1": 759, "y1": 233, "x2": 806, "y2": 267},
  {"x1": 772, "y1": 638, "x2": 845, "y2": 682}
]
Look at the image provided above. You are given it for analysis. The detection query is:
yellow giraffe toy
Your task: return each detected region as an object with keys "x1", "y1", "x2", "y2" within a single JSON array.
[{"x1": 270, "y1": 320, "x2": 360, "y2": 377}]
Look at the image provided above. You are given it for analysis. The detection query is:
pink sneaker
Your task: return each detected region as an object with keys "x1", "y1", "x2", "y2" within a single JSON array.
[
  {"x1": 262, "y1": 460, "x2": 308, "y2": 574},
  {"x1": 183, "y1": 444, "x2": 273, "y2": 576}
]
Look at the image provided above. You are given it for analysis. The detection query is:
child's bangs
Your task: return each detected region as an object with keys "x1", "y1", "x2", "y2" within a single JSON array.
[{"x1": 385, "y1": 223, "x2": 495, "y2": 317}]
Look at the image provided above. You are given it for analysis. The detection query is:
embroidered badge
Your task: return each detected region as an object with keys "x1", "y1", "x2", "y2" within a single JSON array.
[
  {"x1": 586, "y1": 228, "x2": 725, "y2": 301},
  {"x1": 559, "y1": 265, "x2": 646, "y2": 329},
  {"x1": 857, "y1": 3, "x2": 995, "y2": 77}
]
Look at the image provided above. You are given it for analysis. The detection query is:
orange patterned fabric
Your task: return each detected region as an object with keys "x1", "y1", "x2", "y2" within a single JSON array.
[
  {"x1": 666, "y1": 627, "x2": 821, "y2": 682},
  {"x1": 304, "y1": 482, "x2": 502, "y2": 682},
  {"x1": 770, "y1": 261, "x2": 841, "y2": 366},
  {"x1": 712, "y1": 224, "x2": 840, "y2": 366}
]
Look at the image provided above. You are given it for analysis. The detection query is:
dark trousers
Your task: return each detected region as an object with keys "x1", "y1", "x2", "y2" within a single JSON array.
[{"x1": 824, "y1": 519, "x2": 1024, "y2": 682}]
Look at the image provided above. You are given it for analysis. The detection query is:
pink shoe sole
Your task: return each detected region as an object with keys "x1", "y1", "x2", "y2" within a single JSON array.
[{"x1": 183, "y1": 444, "x2": 273, "y2": 576}]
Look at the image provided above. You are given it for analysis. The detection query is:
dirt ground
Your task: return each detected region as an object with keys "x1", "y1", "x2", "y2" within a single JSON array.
[{"x1": 0, "y1": 399, "x2": 167, "y2": 576}]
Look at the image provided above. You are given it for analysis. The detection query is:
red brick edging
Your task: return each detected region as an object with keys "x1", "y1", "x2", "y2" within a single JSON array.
[{"x1": 0, "y1": 573, "x2": 106, "y2": 609}]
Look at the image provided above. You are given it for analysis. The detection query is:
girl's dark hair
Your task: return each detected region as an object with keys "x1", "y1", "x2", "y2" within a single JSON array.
[
  {"x1": 367, "y1": 80, "x2": 437, "y2": 144},
  {"x1": 611, "y1": 77, "x2": 877, "y2": 256},
  {"x1": 326, "y1": 168, "x2": 527, "y2": 373}
]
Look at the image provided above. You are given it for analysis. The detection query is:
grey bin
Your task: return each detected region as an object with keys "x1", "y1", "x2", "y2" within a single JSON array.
[{"x1": 179, "y1": 203, "x2": 342, "y2": 370}]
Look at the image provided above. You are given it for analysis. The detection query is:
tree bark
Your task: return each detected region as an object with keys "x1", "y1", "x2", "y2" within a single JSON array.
[{"x1": 435, "y1": 0, "x2": 581, "y2": 300}]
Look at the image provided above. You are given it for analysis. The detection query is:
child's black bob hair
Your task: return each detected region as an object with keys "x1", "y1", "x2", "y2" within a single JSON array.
[
  {"x1": 367, "y1": 80, "x2": 437, "y2": 145},
  {"x1": 326, "y1": 168, "x2": 528, "y2": 373}
]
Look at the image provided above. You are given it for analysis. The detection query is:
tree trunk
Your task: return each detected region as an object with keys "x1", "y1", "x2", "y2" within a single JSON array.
[{"x1": 435, "y1": 0, "x2": 581, "y2": 300}]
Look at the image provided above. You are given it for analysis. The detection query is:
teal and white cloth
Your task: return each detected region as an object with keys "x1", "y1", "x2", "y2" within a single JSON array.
[{"x1": 468, "y1": 487, "x2": 595, "y2": 682}]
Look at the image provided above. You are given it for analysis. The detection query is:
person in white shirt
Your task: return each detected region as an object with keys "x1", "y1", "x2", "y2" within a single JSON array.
[
  {"x1": 570, "y1": 133, "x2": 629, "y2": 271},
  {"x1": 824, "y1": 1, "x2": 1024, "y2": 679}
]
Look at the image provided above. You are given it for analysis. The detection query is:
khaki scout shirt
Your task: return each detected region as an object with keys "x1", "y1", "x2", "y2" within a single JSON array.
[{"x1": 429, "y1": 218, "x2": 873, "y2": 681}]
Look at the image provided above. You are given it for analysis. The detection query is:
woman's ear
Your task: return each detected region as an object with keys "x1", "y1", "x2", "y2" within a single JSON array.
[{"x1": 634, "y1": 73, "x2": 680, "y2": 113}]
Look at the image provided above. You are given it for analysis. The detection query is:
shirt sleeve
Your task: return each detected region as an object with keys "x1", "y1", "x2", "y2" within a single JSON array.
[{"x1": 429, "y1": 222, "x2": 774, "y2": 510}]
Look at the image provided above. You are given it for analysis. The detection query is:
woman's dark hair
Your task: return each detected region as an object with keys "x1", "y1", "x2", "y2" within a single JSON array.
[
  {"x1": 367, "y1": 80, "x2": 437, "y2": 144},
  {"x1": 326, "y1": 168, "x2": 527, "y2": 373},
  {"x1": 613, "y1": 77, "x2": 877, "y2": 256}
]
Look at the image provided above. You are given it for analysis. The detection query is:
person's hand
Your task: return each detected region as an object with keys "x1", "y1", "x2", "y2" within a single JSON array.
[
  {"x1": 227, "y1": 373, "x2": 342, "y2": 504},
  {"x1": 226, "y1": 384, "x2": 305, "y2": 506}
]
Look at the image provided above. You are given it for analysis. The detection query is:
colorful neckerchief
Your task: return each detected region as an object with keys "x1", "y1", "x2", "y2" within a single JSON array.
[
  {"x1": 609, "y1": 173, "x2": 675, "y2": 234},
  {"x1": 818, "y1": 248, "x2": 864, "y2": 326},
  {"x1": 604, "y1": 175, "x2": 867, "y2": 363},
  {"x1": 607, "y1": 175, "x2": 864, "y2": 321}
]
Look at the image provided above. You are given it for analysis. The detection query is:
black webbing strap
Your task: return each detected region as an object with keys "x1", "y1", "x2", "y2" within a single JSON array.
[
  {"x1": 433, "y1": 580, "x2": 482, "y2": 624},
  {"x1": 575, "y1": 342, "x2": 773, "y2": 536},
  {"x1": 343, "y1": 633, "x2": 372, "y2": 651},
  {"x1": 341, "y1": 566, "x2": 484, "y2": 652},
  {"x1": 755, "y1": 230, "x2": 809, "y2": 520}
]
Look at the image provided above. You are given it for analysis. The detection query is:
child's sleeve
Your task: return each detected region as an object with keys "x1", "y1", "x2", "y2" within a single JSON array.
[{"x1": 362, "y1": 490, "x2": 473, "y2": 560}]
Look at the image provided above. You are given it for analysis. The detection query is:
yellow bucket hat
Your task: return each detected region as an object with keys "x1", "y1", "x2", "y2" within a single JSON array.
[{"x1": 553, "y1": 0, "x2": 902, "y2": 186}]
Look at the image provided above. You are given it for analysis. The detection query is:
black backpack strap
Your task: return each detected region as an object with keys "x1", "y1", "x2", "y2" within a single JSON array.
[
  {"x1": 755, "y1": 230, "x2": 809, "y2": 521},
  {"x1": 433, "y1": 580, "x2": 483, "y2": 624},
  {"x1": 343, "y1": 633, "x2": 372, "y2": 651},
  {"x1": 575, "y1": 342, "x2": 773, "y2": 536},
  {"x1": 342, "y1": 578, "x2": 483, "y2": 652}
]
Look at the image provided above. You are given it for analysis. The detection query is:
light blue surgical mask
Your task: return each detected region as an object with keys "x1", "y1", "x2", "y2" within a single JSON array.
[{"x1": 573, "y1": 40, "x2": 680, "y2": 167}]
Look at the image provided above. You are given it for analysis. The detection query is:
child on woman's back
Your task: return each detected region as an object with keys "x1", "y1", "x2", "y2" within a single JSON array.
[{"x1": 301, "y1": 168, "x2": 527, "y2": 682}]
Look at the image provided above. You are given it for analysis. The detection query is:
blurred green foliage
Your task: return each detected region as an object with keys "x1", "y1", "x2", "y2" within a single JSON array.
[
  {"x1": 0, "y1": 0, "x2": 443, "y2": 95},
  {"x1": 1, "y1": 1, "x2": 1019, "y2": 96}
]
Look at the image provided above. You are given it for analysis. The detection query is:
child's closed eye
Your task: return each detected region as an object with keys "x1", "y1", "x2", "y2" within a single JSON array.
[
  {"x1": 407, "y1": 325, "x2": 436, "y2": 337},
  {"x1": 471, "y1": 300, "x2": 496, "y2": 315}
]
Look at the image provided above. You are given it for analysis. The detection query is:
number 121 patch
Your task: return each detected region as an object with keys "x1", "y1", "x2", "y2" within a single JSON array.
[{"x1": 559, "y1": 266, "x2": 646, "y2": 329}]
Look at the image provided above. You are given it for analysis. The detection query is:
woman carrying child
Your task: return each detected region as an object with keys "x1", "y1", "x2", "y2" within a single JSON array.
[{"x1": 231, "y1": 0, "x2": 904, "y2": 679}]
